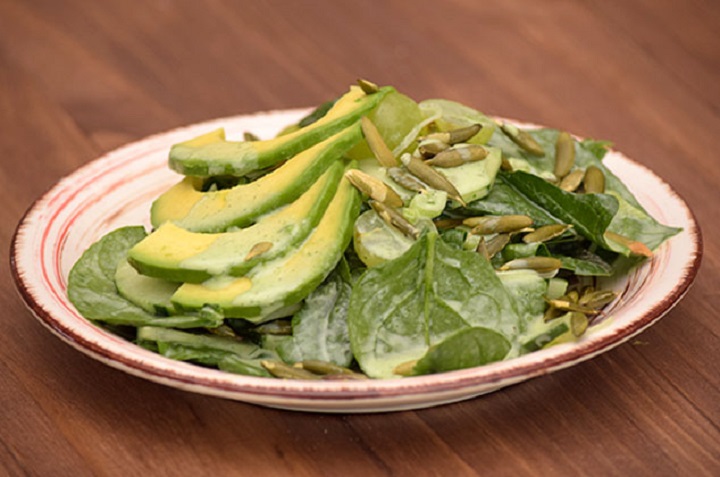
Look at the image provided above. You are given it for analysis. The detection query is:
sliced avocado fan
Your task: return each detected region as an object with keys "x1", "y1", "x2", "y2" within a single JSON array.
[{"x1": 169, "y1": 85, "x2": 393, "y2": 177}]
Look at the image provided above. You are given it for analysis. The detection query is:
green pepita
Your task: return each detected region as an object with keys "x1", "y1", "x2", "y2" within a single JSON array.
[
  {"x1": 361, "y1": 116, "x2": 398, "y2": 167},
  {"x1": 425, "y1": 145, "x2": 488, "y2": 168},
  {"x1": 500, "y1": 122, "x2": 545, "y2": 157},
  {"x1": 369, "y1": 200, "x2": 420, "y2": 239},
  {"x1": 546, "y1": 299, "x2": 600, "y2": 315},
  {"x1": 418, "y1": 139, "x2": 450, "y2": 158},
  {"x1": 500, "y1": 256, "x2": 563, "y2": 273},
  {"x1": 569, "y1": 311, "x2": 589, "y2": 337},
  {"x1": 298, "y1": 360, "x2": 360, "y2": 376},
  {"x1": 357, "y1": 78, "x2": 380, "y2": 94},
  {"x1": 243, "y1": 131, "x2": 260, "y2": 142},
  {"x1": 387, "y1": 167, "x2": 427, "y2": 193},
  {"x1": 578, "y1": 290, "x2": 617, "y2": 309},
  {"x1": 583, "y1": 166, "x2": 606, "y2": 193},
  {"x1": 402, "y1": 154, "x2": 465, "y2": 204},
  {"x1": 522, "y1": 224, "x2": 572, "y2": 243},
  {"x1": 345, "y1": 169, "x2": 404, "y2": 208},
  {"x1": 554, "y1": 131, "x2": 575, "y2": 178},
  {"x1": 421, "y1": 123, "x2": 483, "y2": 145},
  {"x1": 559, "y1": 169, "x2": 586, "y2": 192},
  {"x1": 255, "y1": 319, "x2": 293, "y2": 335},
  {"x1": 463, "y1": 215, "x2": 534, "y2": 235},
  {"x1": 261, "y1": 360, "x2": 322, "y2": 380},
  {"x1": 485, "y1": 233, "x2": 511, "y2": 258}
]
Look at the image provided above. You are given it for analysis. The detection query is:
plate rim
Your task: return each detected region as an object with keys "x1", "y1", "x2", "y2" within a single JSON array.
[{"x1": 10, "y1": 109, "x2": 704, "y2": 410}]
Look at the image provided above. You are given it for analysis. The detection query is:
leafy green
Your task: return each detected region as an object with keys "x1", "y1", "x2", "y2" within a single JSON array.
[
  {"x1": 464, "y1": 178, "x2": 560, "y2": 226},
  {"x1": 275, "y1": 266, "x2": 353, "y2": 366},
  {"x1": 502, "y1": 171, "x2": 618, "y2": 248},
  {"x1": 348, "y1": 233, "x2": 521, "y2": 379},
  {"x1": 68, "y1": 227, "x2": 223, "y2": 328},
  {"x1": 496, "y1": 270, "x2": 547, "y2": 324},
  {"x1": 413, "y1": 327, "x2": 510, "y2": 375},
  {"x1": 606, "y1": 192, "x2": 681, "y2": 251}
]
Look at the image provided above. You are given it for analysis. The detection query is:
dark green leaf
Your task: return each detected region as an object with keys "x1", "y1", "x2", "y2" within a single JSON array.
[
  {"x1": 348, "y1": 233, "x2": 521, "y2": 378},
  {"x1": 413, "y1": 327, "x2": 510, "y2": 375},
  {"x1": 68, "y1": 227, "x2": 222, "y2": 328}
]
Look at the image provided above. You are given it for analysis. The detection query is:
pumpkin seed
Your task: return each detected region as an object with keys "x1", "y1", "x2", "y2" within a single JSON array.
[
  {"x1": 243, "y1": 131, "x2": 260, "y2": 142},
  {"x1": 499, "y1": 256, "x2": 563, "y2": 273},
  {"x1": 369, "y1": 200, "x2": 420, "y2": 239},
  {"x1": 425, "y1": 145, "x2": 488, "y2": 168},
  {"x1": 345, "y1": 169, "x2": 404, "y2": 208},
  {"x1": 554, "y1": 131, "x2": 575, "y2": 178},
  {"x1": 357, "y1": 78, "x2": 379, "y2": 94},
  {"x1": 475, "y1": 237, "x2": 490, "y2": 260},
  {"x1": 605, "y1": 231, "x2": 653, "y2": 257},
  {"x1": 256, "y1": 319, "x2": 293, "y2": 335},
  {"x1": 485, "y1": 233, "x2": 511, "y2": 258},
  {"x1": 546, "y1": 299, "x2": 600, "y2": 315},
  {"x1": 500, "y1": 122, "x2": 544, "y2": 156},
  {"x1": 361, "y1": 117, "x2": 398, "y2": 167},
  {"x1": 433, "y1": 217, "x2": 464, "y2": 229},
  {"x1": 565, "y1": 290, "x2": 580, "y2": 304},
  {"x1": 418, "y1": 139, "x2": 450, "y2": 158},
  {"x1": 579, "y1": 290, "x2": 617, "y2": 309},
  {"x1": 559, "y1": 169, "x2": 586, "y2": 192},
  {"x1": 393, "y1": 359, "x2": 418, "y2": 376},
  {"x1": 463, "y1": 215, "x2": 534, "y2": 234},
  {"x1": 421, "y1": 123, "x2": 483, "y2": 145},
  {"x1": 584, "y1": 166, "x2": 606, "y2": 193},
  {"x1": 245, "y1": 241, "x2": 273, "y2": 261},
  {"x1": 402, "y1": 154, "x2": 465, "y2": 204},
  {"x1": 207, "y1": 324, "x2": 237, "y2": 338},
  {"x1": 543, "y1": 305, "x2": 563, "y2": 322},
  {"x1": 261, "y1": 360, "x2": 321, "y2": 380},
  {"x1": 387, "y1": 167, "x2": 427, "y2": 193},
  {"x1": 569, "y1": 311, "x2": 589, "y2": 336},
  {"x1": 522, "y1": 224, "x2": 572, "y2": 243},
  {"x1": 298, "y1": 360, "x2": 360, "y2": 376},
  {"x1": 321, "y1": 373, "x2": 370, "y2": 381}
]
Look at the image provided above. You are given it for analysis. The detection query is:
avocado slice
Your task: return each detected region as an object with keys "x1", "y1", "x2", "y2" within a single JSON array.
[
  {"x1": 151, "y1": 123, "x2": 362, "y2": 232},
  {"x1": 170, "y1": 170, "x2": 361, "y2": 321},
  {"x1": 114, "y1": 259, "x2": 179, "y2": 315},
  {"x1": 128, "y1": 161, "x2": 344, "y2": 283},
  {"x1": 169, "y1": 85, "x2": 393, "y2": 177}
]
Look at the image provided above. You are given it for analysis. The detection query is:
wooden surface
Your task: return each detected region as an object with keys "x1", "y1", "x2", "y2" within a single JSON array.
[{"x1": 2, "y1": 0, "x2": 718, "y2": 475}]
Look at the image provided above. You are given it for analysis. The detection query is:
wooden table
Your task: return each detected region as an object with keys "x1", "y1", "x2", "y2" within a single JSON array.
[{"x1": 2, "y1": 1, "x2": 718, "y2": 475}]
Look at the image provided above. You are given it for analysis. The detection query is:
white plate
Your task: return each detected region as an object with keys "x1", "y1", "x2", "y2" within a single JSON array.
[{"x1": 11, "y1": 110, "x2": 702, "y2": 412}]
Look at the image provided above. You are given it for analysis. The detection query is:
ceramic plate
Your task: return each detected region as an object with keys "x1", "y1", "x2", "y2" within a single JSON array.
[{"x1": 11, "y1": 110, "x2": 702, "y2": 413}]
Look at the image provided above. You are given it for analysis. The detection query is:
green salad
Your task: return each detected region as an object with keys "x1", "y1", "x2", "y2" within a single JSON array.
[{"x1": 68, "y1": 80, "x2": 680, "y2": 380}]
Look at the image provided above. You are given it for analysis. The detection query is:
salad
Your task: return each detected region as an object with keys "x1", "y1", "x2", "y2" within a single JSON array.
[{"x1": 67, "y1": 80, "x2": 680, "y2": 380}]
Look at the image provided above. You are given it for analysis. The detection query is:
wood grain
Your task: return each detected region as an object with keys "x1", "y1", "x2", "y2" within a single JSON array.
[{"x1": 1, "y1": 0, "x2": 718, "y2": 475}]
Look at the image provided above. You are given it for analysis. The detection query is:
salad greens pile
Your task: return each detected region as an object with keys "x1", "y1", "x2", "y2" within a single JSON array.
[{"x1": 68, "y1": 80, "x2": 680, "y2": 380}]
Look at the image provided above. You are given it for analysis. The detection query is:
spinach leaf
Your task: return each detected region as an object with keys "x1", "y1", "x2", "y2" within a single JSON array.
[
  {"x1": 413, "y1": 327, "x2": 510, "y2": 375},
  {"x1": 275, "y1": 266, "x2": 353, "y2": 366},
  {"x1": 502, "y1": 171, "x2": 618, "y2": 247},
  {"x1": 555, "y1": 251, "x2": 613, "y2": 276},
  {"x1": 68, "y1": 227, "x2": 222, "y2": 328},
  {"x1": 464, "y1": 178, "x2": 559, "y2": 226},
  {"x1": 606, "y1": 192, "x2": 681, "y2": 251},
  {"x1": 348, "y1": 233, "x2": 521, "y2": 379}
]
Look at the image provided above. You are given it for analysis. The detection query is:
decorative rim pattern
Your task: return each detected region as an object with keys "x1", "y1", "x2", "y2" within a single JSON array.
[{"x1": 10, "y1": 110, "x2": 703, "y2": 412}]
